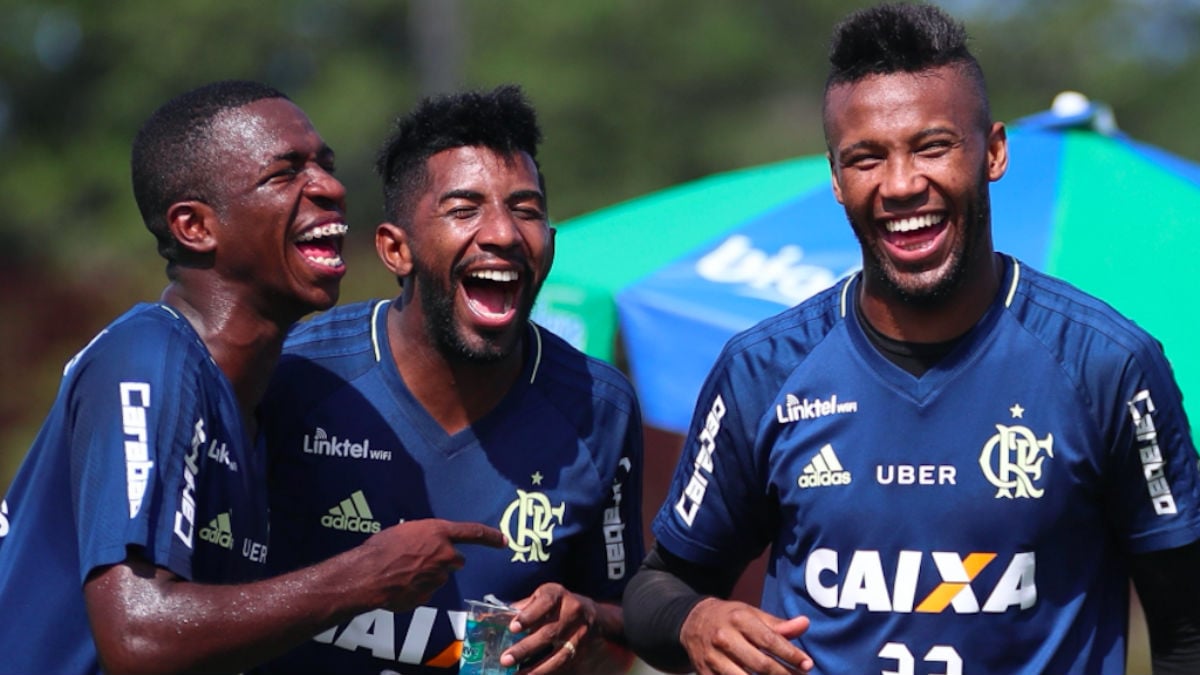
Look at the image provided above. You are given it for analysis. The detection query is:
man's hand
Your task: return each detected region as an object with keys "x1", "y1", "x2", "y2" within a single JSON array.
[
  {"x1": 498, "y1": 583, "x2": 629, "y2": 675},
  {"x1": 357, "y1": 518, "x2": 505, "y2": 611},
  {"x1": 679, "y1": 597, "x2": 813, "y2": 675},
  {"x1": 81, "y1": 520, "x2": 504, "y2": 675}
]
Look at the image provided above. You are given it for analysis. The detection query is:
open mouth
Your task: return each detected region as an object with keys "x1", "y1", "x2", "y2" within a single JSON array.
[
  {"x1": 882, "y1": 213, "x2": 947, "y2": 253},
  {"x1": 295, "y1": 222, "x2": 348, "y2": 270},
  {"x1": 462, "y1": 268, "x2": 520, "y2": 323}
]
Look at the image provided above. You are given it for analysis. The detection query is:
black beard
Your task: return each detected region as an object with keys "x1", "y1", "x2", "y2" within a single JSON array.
[
  {"x1": 853, "y1": 171, "x2": 992, "y2": 308},
  {"x1": 414, "y1": 258, "x2": 538, "y2": 364}
]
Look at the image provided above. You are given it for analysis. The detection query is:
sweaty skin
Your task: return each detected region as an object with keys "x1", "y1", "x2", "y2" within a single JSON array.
[
  {"x1": 825, "y1": 67, "x2": 1007, "y2": 343},
  {"x1": 82, "y1": 98, "x2": 507, "y2": 675}
]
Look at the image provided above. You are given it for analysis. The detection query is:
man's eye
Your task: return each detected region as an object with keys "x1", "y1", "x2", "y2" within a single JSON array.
[
  {"x1": 918, "y1": 141, "x2": 952, "y2": 156},
  {"x1": 847, "y1": 155, "x2": 881, "y2": 170},
  {"x1": 514, "y1": 207, "x2": 545, "y2": 220}
]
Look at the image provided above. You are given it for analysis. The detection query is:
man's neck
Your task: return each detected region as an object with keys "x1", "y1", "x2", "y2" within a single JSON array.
[
  {"x1": 386, "y1": 300, "x2": 524, "y2": 435},
  {"x1": 159, "y1": 281, "x2": 291, "y2": 430},
  {"x1": 858, "y1": 252, "x2": 1003, "y2": 343}
]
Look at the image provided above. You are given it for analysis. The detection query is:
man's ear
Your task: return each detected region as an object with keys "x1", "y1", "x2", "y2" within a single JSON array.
[
  {"x1": 986, "y1": 121, "x2": 1009, "y2": 182},
  {"x1": 376, "y1": 221, "x2": 413, "y2": 277},
  {"x1": 827, "y1": 152, "x2": 845, "y2": 205},
  {"x1": 542, "y1": 226, "x2": 556, "y2": 279},
  {"x1": 167, "y1": 201, "x2": 218, "y2": 254}
]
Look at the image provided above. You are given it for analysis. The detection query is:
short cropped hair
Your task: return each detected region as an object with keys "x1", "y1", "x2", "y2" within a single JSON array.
[
  {"x1": 131, "y1": 80, "x2": 289, "y2": 263},
  {"x1": 824, "y1": 3, "x2": 990, "y2": 127},
  {"x1": 375, "y1": 84, "x2": 544, "y2": 225}
]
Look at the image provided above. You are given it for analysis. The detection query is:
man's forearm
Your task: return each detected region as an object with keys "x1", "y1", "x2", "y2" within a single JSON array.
[
  {"x1": 592, "y1": 600, "x2": 628, "y2": 646},
  {"x1": 86, "y1": 546, "x2": 384, "y2": 675},
  {"x1": 622, "y1": 567, "x2": 705, "y2": 673},
  {"x1": 1132, "y1": 541, "x2": 1200, "y2": 675},
  {"x1": 574, "y1": 601, "x2": 635, "y2": 675}
]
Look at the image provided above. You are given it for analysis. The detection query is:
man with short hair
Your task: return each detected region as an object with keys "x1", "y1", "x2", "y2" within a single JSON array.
[
  {"x1": 622, "y1": 5, "x2": 1200, "y2": 675},
  {"x1": 0, "y1": 80, "x2": 503, "y2": 675},
  {"x1": 257, "y1": 84, "x2": 644, "y2": 675}
]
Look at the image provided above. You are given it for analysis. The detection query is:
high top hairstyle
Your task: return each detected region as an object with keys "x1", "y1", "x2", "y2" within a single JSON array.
[
  {"x1": 823, "y1": 3, "x2": 991, "y2": 131},
  {"x1": 374, "y1": 84, "x2": 544, "y2": 227},
  {"x1": 131, "y1": 80, "x2": 289, "y2": 264}
]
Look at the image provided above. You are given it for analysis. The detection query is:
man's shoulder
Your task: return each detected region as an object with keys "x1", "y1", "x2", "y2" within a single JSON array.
[
  {"x1": 1007, "y1": 261, "x2": 1162, "y2": 359},
  {"x1": 101, "y1": 302, "x2": 199, "y2": 342},
  {"x1": 281, "y1": 300, "x2": 387, "y2": 363},
  {"x1": 68, "y1": 303, "x2": 209, "y2": 376},
  {"x1": 721, "y1": 278, "x2": 850, "y2": 367},
  {"x1": 531, "y1": 323, "x2": 640, "y2": 412},
  {"x1": 266, "y1": 300, "x2": 387, "y2": 409}
]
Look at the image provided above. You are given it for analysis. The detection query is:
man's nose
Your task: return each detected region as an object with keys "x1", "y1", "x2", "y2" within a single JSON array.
[
  {"x1": 476, "y1": 207, "x2": 520, "y2": 249},
  {"x1": 879, "y1": 156, "x2": 928, "y2": 202},
  {"x1": 304, "y1": 166, "x2": 347, "y2": 211}
]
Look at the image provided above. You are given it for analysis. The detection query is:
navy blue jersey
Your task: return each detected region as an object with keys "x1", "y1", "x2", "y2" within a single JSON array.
[
  {"x1": 257, "y1": 299, "x2": 644, "y2": 675},
  {"x1": 0, "y1": 303, "x2": 269, "y2": 675},
  {"x1": 653, "y1": 256, "x2": 1200, "y2": 675}
]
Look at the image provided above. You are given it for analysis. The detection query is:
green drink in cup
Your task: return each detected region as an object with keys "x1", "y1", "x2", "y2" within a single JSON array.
[{"x1": 461, "y1": 598, "x2": 525, "y2": 675}]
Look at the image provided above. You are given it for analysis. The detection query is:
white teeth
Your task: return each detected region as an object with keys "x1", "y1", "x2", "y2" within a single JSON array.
[
  {"x1": 305, "y1": 253, "x2": 344, "y2": 268},
  {"x1": 886, "y1": 213, "x2": 942, "y2": 233},
  {"x1": 470, "y1": 269, "x2": 519, "y2": 282},
  {"x1": 296, "y1": 222, "x2": 349, "y2": 242}
]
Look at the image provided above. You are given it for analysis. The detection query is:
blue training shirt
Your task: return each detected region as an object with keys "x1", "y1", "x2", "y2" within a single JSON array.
[
  {"x1": 0, "y1": 303, "x2": 269, "y2": 675},
  {"x1": 653, "y1": 256, "x2": 1200, "y2": 675},
  {"x1": 256, "y1": 299, "x2": 645, "y2": 675}
]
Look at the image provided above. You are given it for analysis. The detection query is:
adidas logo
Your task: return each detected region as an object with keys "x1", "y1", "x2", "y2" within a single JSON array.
[
  {"x1": 199, "y1": 512, "x2": 234, "y2": 549},
  {"x1": 797, "y1": 444, "x2": 852, "y2": 488},
  {"x1": 321, "y1": 490, "x2": 382, "y2": 533}
]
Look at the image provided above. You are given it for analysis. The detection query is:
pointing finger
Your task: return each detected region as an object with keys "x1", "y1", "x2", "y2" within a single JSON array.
[{"x1": 447, "y1": 521, "x2": 506, "y2": 548}]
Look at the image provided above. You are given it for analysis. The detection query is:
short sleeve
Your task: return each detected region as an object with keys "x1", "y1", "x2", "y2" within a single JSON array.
[
  {"x1": 1104, "y1": 341, "x2": 1200, "y2": 553},
  {"x1": 652, "y1": 352, "x2": 774, "y2": 568},
  {"x1": 68, "y1": 318, "x2": 204, "y2": 581}
]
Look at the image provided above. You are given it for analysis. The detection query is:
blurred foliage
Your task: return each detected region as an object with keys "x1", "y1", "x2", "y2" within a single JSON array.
[{"x1": 3, "y1": 0, "x2": 1200, "y2": 492}]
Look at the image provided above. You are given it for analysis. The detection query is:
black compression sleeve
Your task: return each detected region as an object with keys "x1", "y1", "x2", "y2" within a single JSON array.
[
  {"x1": 622, "y1": 543, "x2": 746, "y2": 673},
  {"x1": 1130, "y1": 540, "x2": 1200, "y2": 675}
]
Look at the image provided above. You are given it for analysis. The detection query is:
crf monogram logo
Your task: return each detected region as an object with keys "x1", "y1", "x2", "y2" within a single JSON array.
[
  {"x1": 979, "y1": 424, "x2": 1054, "y2": 499},
  {"x1": 501, "y1": 490, "x2": 565, "y2": 563}
]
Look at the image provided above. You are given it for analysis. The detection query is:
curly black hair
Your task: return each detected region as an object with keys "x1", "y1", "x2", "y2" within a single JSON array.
[{"x1": 375, "y1": 84, "x2": 544, "y2": 225}]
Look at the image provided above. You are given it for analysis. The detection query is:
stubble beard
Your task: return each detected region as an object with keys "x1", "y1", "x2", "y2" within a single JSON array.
[{"x1": 855, "y1": 175, "x2": 992, "y2": 308}]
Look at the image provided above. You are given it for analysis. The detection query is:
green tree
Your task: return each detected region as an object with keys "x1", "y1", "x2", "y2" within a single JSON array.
[{"x1": 3, "y1": 0, "x2": 1199, "y2": 494}]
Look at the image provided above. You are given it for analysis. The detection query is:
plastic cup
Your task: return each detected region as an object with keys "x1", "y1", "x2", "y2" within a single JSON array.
[{"x1": 460, "y1": 599, "x2": 523, "y2": 675}]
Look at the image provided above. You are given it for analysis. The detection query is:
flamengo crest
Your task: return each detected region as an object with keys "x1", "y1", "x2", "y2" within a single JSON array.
[
  {"x1": 979, "y1": 404, "x2": 1054, "y2": 499},
  {"x1": 501, "y1": 489, "x2": 565, "y2": 563}
]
